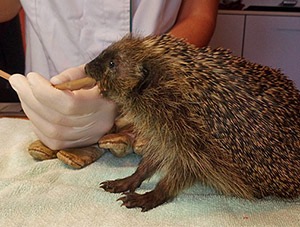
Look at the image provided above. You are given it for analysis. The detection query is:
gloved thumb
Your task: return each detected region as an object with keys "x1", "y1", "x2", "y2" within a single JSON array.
[
  {"x1": 9, "y1": 74, "x2": 28, "y2": 94},
  {"x1": 50, "y1": 64, "x2": 86, "y2": 85}
]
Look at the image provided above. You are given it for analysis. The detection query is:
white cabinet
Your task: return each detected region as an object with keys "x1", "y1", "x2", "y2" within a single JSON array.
[
  {"x1": 209, "y1": 14, "x2": 245, "y2": 56},
  {"x1": 210, "y1": 11, "x2": 300, "y2": 89},
  {"x1": 243, "y1": 15, "x2": 300, "y2": 88}
]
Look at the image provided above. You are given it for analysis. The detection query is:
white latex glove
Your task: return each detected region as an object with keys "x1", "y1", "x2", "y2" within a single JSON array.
[{"x1": 9, "y1": 65, "x2": 117, "y2": 150}]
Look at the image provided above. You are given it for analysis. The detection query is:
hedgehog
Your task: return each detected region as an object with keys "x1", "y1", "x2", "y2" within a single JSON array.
[{"x1": 85, "y1": 34, "x2": 300, "y2": 212}]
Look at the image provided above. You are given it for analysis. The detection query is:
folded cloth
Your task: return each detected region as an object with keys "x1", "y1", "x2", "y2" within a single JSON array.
[{"x1": 0, "y1": 118, "x2": 299, "y2": 227}]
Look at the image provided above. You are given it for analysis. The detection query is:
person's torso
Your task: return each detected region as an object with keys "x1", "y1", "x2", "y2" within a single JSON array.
[{"x1": 21, "y1": 0, "x2": 181, "y2": 78}]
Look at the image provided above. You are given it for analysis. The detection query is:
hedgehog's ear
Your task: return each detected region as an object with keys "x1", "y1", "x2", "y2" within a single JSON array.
[
  {"x1": 133, "y1": 65, "x2": 152, "y2": 94},
  {"x1": 141, "y1": 66, "x2": 149, "y2": 77}
]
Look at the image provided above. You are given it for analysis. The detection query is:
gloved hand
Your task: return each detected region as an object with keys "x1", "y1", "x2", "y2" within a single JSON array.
[{"x1": 9, "y1": 65, "x2": 117, "y2": 150}]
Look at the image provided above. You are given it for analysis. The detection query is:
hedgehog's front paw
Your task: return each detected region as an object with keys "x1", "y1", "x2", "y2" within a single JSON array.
[
  {"x1": 117, "y1": 191, "x2": 169, "y2": 212},
  {"x1": 100, "y1": 176, "x2": 141, "y2": 193},
  {"x1": 100, "y1": 180, "x2": 129, "y2": 193}
]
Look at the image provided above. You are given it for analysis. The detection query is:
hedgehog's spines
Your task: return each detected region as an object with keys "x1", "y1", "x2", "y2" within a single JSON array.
[{"x1": 86, "y1": 34, "x2": 300, "y2": 203}]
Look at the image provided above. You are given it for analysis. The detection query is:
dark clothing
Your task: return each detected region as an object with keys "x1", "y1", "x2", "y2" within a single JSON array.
[{"x1": 0, "y1": 15, "x2": 25, "y2": 102}]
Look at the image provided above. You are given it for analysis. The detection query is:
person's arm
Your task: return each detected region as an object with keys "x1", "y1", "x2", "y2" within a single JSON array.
[
  {"x1": 169, "y1": 0, "x2": 219, "y2": 47},
  {"x1": 0, "y1": 0, "x2": 21, "y2": 22}
]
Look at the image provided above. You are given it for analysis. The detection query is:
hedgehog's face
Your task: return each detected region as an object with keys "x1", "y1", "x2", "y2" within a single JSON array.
[{"x1": 85, "y1": 44, "x2": 153, "y2": 102}]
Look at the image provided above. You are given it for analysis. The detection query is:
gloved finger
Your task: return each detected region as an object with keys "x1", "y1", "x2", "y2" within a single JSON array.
[
  {"x1": 50, "y1": 64, "x2": 86, "y2": 85},
  {"x1": 10, "y1": 73, "x2": 69, "y2": 125},
  {"x1": 9, "y1": 73, "x2": 102, "y2": 127},
  {"x1": 19, "y1": 91, "x2": 115, "y2": 150},
  {"x1": 10, "y1": 72, "x2": 117, "y2": 150},
  {"x1": 27, "y1": 73, "x2": 106, "y2": 115},
  {"x1": 31, "y1": 124, "x2": 103, "y2": 150},
  {"x1": 19, "y1": 96, "x2": 95, "y2": 132},
  {"x1": 9, "y1": 74, "x2": 58, "y2": 120},
  {"x1": 9, "y1": 73, "x2": 29, "y2": 94},
  {"x1": 20, "y1": 87, "x2": 116, "y2": 128},
  {"x1": 10, "y1": 73, "x2": 61, "y2": 115},
  {"x1": 19, "y1": 87, "x2": 116, "y2": 139},
  {"x1": 23, "y1": 101, "x2": 113, "y2": 140}
]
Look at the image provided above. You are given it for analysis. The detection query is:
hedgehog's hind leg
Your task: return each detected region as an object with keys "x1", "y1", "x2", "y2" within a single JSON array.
[
  {"x1": 100, "y1": 157, "x2": 158, "y2": 193},
  {"x1": 118, "y1": 167, "x2": 197, "y2": 211}
]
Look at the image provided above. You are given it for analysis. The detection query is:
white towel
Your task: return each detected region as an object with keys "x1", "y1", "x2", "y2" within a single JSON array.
[{"x1": 0, "y1": 118, "x2": 299, "y2": 227}]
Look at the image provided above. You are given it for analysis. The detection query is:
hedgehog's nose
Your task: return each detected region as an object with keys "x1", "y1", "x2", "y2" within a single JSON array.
[
  {"x1": 84, "y1": 64, "x2": 92, "y2": 77},
  {"x1": 85, "y1": 60, "x2": 102, "y2": 80}
]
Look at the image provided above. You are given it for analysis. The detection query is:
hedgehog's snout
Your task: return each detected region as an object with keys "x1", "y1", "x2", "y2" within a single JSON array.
[
  {"x1": 85, "y1": 59, "x2": 108, "y2": 95},
  {"x1": 85, "y1": 60, "x2": 103, "y2": 80}
]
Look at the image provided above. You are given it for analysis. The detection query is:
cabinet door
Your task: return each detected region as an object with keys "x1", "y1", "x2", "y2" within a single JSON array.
[
  {"x1": 243, "y1": 15, "x2": 300, "y2": 89},
  {"x1": 209, "y1": 14, "x2": 245, "y2": 56}
]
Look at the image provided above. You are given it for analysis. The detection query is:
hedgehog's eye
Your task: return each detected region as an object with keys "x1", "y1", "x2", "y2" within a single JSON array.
[{"x1": 109, "y1": 61, "x2": 115, "y2": 69}]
